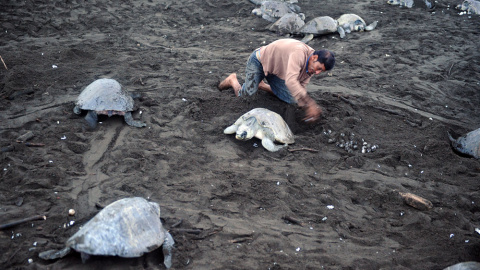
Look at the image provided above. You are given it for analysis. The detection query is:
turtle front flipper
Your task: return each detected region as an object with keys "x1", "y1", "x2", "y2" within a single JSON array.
[
  {"x1": 124, "y1": 112, "x2": 146, "y2": 128},
  {"x1": 162, "y1": 232, "x2": 175, "y2": 269},
  {"x1": 85, "y1": 111, "x2": 98, "y2": 128},
  {"x1": 39, "y1": 247, "x2": 72, "y2": 260},
  {"x1": 337, "y1": 27, "x2": 346, "y2": 38},
  {"x1": 365, "y1": 21, "x2": 378, "y2": 31},
  {"x1": 261, "y1": 137, "x2": 287, "y2": 152},
  {"x1": 300, "y1": 33, "x2": 314, "y2": 43},
  {"x1": 224, "y1": 124, "x2": 238, "y2": 134},
  {"x1": 448, "y1": 129, "x2": 480, "y2": 159}
]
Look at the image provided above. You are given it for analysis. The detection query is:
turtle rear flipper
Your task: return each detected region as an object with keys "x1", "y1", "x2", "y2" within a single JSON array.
[
  {"x1": 365, "y1": 21, "x2": 378, "y2": 31},
  {"x1": 39, "y1": 247, "x2": 72, "y2": 260},
  {"x1": 162, "y1": 232, "x2": 175, "y2": 269},
  {"x1": 262, "y1": 137, "x2": 287, "y2": 152},
  {"x1": 124, "y1": 112, "x2": 146, "y2": 128}
]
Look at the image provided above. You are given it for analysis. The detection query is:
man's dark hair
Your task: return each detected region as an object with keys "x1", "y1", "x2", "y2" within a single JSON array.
[{"x1": 313, "y1": 50, "x2": 335, "y2": 71}]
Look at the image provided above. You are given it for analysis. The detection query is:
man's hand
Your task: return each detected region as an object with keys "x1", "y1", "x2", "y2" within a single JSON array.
[{"x1": 303, "y1": 103, "x2": 322, "y2": 122}]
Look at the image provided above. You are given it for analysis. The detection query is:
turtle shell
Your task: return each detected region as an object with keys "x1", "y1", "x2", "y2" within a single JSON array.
[
  {"x1": 387, "y1": 0, "x2": 414, "y2": 8},
  {"x1": 75, "y1": 78, "x2": 135, "y2": 112},
  {"x1": 239, "y1": 108, "x2": 294, "y2": 144},
  {"x1": 336, "y1": 14, "x2": 366, "y2": 28},
  {"x1": 66, "y1": 197, "x2": 167, "y2": 258},
  {"x1": 258, "y1": 1, "x2": 301, "y2": 22},
  {"x1": 298, "y1": 16, "x2": 338, "y2": 35},
  {"x1": 269, "y1": 13, "x2": 305, "y2": 35}
]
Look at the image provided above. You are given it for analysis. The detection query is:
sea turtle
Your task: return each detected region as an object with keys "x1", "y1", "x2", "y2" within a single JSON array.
[
  {"x1": 297, "y1": 14, "x2": 378, "y2": 43},
  {"x1": 252, "y1": 0, "x2": 303, "y2": 23},
  {"x1": 39, "y1": 197, "x2": 174, "y2": 269},
  {"x1": 443, "y1": 261, "x2": 480, "y2": 270},
  {"x1": 268, "y1": 13, "x2": 306, "y2": 35},
  {"x1": 387, "y1": 0, "x2": 435, "y2": 9},
  {"x1": 447, "y1": 128, "x2": 480, "y2": 159},
  {"x1": 224, "y1": 108, "x2": 294, "y2": 152},
  {"x1": 336, "y1": 14, "x2": 377, "y2": 35},
  {"x1": 73, "y1": 78, "x2": 146, "y2": 128},
  {"x1": 297, "y1": 16, "x2": 344, "y2": 43},
  {"x1": 387, "y1": 0, "x2": 415, "y2": 8},
  {"x1": 249, "y1": 0, "x2": 298, "y2": 6},
  {"x1": 456, "y1": 0, "x2": 480, "y2": 14}
]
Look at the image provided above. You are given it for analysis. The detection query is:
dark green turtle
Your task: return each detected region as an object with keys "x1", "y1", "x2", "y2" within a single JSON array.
[
  {"x1": 74, "y1": 78, "x2": 146, "y2": 128},
  {"x1": 39, "y1": 197, "x2": 174, "y2": 268},
  {"x1": 448, "y1": 128, "x2": 480, "y2": 159}
]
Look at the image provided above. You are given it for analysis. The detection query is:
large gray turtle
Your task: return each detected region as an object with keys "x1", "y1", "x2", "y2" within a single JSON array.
[
  {"x1": 336, "y1": 14, "x2": 377, "y2": 35},
  {"x1": 39, "y1": 197, "x2": 174, "y2": 268},
  {"x1": 74, "y1": 78, "x2": 146, "y2": 128},
  {"x1": 456, "y1": 0, "x2": 480, "y2": 14},
  {"x1": 249, "y1": 0, "x2": 298, "y2": 4},
  {"x1": 297, "y1": 16, "x2": 344, "y2": 43},
  {"x1": 448, "y1": 128, "x2": 480, "y2": 159},
  {"x1": 443, "y1": 261, "x2": 480, "y2": 270},
  {"x1": 297, "y1": 14, "x2": 377, "y2": 43},
  {"x1": 387, "y1": 0, "x2": 435, "y2": 9},
  {"x1": 252, "y1": 0, "x2": 303, "y2": 23},
  {"x1": 269, "y1": 13, "x2": 305, "y2": 35},
  {"x1": 224, "y1": 108, "x2": 294, "y2": 152}
]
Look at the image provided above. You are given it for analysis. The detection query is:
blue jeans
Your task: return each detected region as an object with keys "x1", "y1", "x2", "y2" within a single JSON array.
[{"x1": 238, "y1": 51, "x2": 296, "y2": 104}]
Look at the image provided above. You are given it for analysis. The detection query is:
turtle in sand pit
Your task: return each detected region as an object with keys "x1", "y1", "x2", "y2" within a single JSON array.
[
  {"x1": 252, "y1": 0, "x2": 303, "y2": 23},
  {"x1": 224, "y1": 108, "x2": 294, "y2": 152},
  {"x1": 456, "y1": 0, "x2": 480, "y2": 14},
  {"x1": 39, "y1": 197, "x2": 174, "y2": 268},
  {"x1": 74, "y1": 78, "x2": 146, "y2": 128},
  {"x1": 448, "y1": 128, "x2": 480, "y2": 159}
]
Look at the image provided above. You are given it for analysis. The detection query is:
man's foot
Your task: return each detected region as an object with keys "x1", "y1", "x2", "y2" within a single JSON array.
[{"x1": 218, "y1": 73, "x2": 237, "y2": 91}]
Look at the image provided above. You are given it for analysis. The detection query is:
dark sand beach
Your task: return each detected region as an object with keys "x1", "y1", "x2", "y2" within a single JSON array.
[{"x1": 1, "y1": 0, "x2": 480, "y2": 269}]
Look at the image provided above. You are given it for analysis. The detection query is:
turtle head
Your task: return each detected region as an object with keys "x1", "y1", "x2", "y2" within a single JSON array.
[
  {"x1": 252, "y1": 8, "x2": 262, "y2": 16},
  {"x1": 353, "y1": 20, "x2": 366, "y2": 32},
  {"x1": 456, "y1": 0, "x2": 471, "y2": 11},
  {"x1": 387, "y1": 0, "x2": 400, "y2": 5},
  {"x1": 235, "y1": 117, "x2": 257, "y2": 141}
]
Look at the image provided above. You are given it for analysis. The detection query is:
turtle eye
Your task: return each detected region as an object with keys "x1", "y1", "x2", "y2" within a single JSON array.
[{"x1": 239, "y1": 131, "x2": 247, "y2": 140}]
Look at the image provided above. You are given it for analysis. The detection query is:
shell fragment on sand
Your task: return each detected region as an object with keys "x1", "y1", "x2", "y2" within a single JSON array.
[{"x1": 399, "y1": 192, "x2": 433, "y2": 210}]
